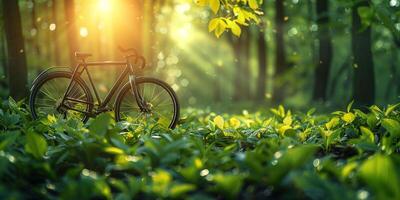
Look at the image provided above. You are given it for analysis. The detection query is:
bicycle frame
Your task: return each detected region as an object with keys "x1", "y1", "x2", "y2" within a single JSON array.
[{"x1": 58, "y1": 58, "x2": 145, "y2": 117}]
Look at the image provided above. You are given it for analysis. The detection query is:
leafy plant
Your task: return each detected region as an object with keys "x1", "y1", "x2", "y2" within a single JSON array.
[{"x1": 0, "y1": 99, "x2": 399, "y2": 199}]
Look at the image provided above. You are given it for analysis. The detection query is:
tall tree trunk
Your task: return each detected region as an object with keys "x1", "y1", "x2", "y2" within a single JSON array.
[
  {"x1": 256, "y1": 2, "x2": 268, "y2": 102},
  {"x1": 51, "y1": 0, "x2": 60, "y2": 65},
  {"x1": 64, "y1": 0, "x2": 78, "y2": 66},
  {"x1": 256, "y1": 30, "x2": 267, "y2": 101},
  {"x1": 232, "y1": 37, "x2": 243, "y2": 101},
  {"x1": 313, "y1": 0, "x2": 332, "y2": 101},
  {"x1": 2, "y1": 0, "x2": 28, "y2": 100},
  {"x1": 273, "y1": 0, "x2": 286, "y2": 102},
  {"x1": 352, "y1": 0, "x2": 375, "y2": 106},
  {"x1": 275, "y1": 0, "x2": 286, "y2": 75},
  {"x1": 242, "y1": 29, "x2": 251, "y2": 99},
  {"x1": 30, "y1": 0, "x2": 41, "y2": 56},
  {"x1": 232, "y1": 30, "x2": 251, "y2": 101},
  {"x1": 0, "y1": 28, "x2": 8, "y2": 88}
]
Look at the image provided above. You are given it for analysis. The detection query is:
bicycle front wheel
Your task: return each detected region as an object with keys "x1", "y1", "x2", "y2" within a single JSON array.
[
  {"x1": 115, "y1": 77, "x2": 180, "y2": 129},
  {"x1": 29, "y1": 71, "x2": 93, "y2": 122}
]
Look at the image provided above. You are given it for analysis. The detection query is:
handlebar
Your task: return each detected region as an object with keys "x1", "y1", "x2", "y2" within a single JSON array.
[
  {"x1": 118, "y1": 45, "x2": 138, "y2": 56},
  {"x1": 135, "y1": 56, "x2": 146, "y2": 69},
  {"x1": 118, "y1": 46, "x2": 146, "y2": 69}
]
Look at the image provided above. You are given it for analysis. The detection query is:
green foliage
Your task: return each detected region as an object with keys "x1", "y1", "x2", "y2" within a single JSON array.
[
  {"x1": 0, "y1": 99, "x2": 400, "y2": 199},
  {"x1": 195, "y1": 0, "x2": 263, "y2": 37}
]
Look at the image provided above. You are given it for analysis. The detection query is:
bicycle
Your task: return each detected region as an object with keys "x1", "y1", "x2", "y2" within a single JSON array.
[{"x1": 29, "y1": 47, "x2": 180, "y2": 129}]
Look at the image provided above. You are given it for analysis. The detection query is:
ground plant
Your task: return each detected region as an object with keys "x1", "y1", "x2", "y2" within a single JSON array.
[{"x1": 0, "y1": 98, "x2": 399, "y2": 199}]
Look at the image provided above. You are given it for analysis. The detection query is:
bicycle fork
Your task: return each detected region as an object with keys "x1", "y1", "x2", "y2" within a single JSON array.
[{"x1": 129, "y1": 75, "x2": 148, "y2": 112}]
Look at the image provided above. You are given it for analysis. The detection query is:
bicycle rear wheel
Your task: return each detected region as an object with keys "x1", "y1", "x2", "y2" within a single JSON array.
[
  {"x1": 115, "y1": 77, "x2": 180, "y2": 129},
  {"x1": 29, "y1": 71, "x2": 93, "y2": 122}
]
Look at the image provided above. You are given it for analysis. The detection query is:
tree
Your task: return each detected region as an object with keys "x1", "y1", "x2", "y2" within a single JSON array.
[
  {"x1": 275, "y1": 0, "x2": 286, "y2": 76},
  {"x1": 256, "y1": 30, "x2": 267, "y2": 101},
  {"x1": 2, "y1": 0, "x2": 28, "y2": 100},
  {"x1": 256, "y1": 2, "x2": 268, "y2": 102},
  {"x1": 273, "y1": 0, "x2": 287, "y2": 102},
  {"x1": 313, "y1": 0, "x2": 332, "y2": 101},
  {"x1": 232, "y1": 30, "x2": 251, "y2": 101},
  {"x1": 352, "y1": 0, "x2": 375, "y2": 106},
  {"x1": 64, "y1": 0, "x2": 78, "y2": 66},
  {"x1": 51, "y1": 0, "x2": 61, "y2": 65}
]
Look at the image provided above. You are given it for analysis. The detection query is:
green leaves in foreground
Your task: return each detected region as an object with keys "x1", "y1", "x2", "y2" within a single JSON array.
[
  {"x1": 89, "y1": 113, "x2": 113, "y2": 136},
  {"x1": 359, "y1": 154, "x2": 400, "y2": 199},
  {"x1": 268, "y1": 145, "x2": 318, "y2": 184},
  {"x1": 382, "y1": 118, "x2": 400, "y2": 137},
  {"x1": 25, "y1": 130, "x2": 47, "y2": 159},
  {"x1": 0, "y1": 99, "x2": 400, "y2": 199}
]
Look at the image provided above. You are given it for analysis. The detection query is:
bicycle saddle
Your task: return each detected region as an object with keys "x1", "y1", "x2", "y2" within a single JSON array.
[{"x1": 74, "y1": 52, "x2": 92, "y2": 59}]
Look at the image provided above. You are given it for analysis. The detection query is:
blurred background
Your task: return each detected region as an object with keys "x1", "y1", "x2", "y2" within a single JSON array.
[{"x1": 1, "y1": 0, "x2": 399, "y2": 112}]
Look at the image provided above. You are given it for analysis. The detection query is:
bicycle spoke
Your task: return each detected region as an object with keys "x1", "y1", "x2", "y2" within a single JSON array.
[{"x1": 33, "y1": 75, "x2": 90, "y2": 122}]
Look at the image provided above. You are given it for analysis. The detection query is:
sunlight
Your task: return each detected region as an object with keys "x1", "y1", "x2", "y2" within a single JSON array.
[
  {"x1": 175, "y1": 3, "x2": 191, "y2": 14},
  {"x1": 49, "y1": 23, "x2": 56, "y2": 31},
  {"x1": 177, "y1": 26, "x2": 190, "y2": 39},
  {"x1": 98, "y1": 0, "x2": 112, "y2": 13},
  {"x1": 79, "y1": 27, "x2": 89, "y2": 37}
]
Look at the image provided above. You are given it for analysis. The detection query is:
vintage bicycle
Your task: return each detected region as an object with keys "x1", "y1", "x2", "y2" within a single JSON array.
[{"x1": 29, "y1": 47, "x2": 180, "y2": 129}]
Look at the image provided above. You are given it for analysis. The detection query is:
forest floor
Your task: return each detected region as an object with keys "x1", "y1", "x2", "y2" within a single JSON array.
[{"x1": 0, "y1": 98, "x2": 399, "y2": 199}]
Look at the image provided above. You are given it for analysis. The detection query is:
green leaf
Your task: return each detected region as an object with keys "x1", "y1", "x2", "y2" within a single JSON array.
[
  {"x1": 209, "y1": 0, "x2": 220, "y2": 14},
  {"x1": 89, "y1": 113, "x2": 112, "y2": 136},
  {"x1": 170, "y1": 184, "x2": 196, "y2": 198},
  {"x1": 209, "y1": 18, "x2": 227, "y2": 38},
  {"x1": 213, "y1": 173, "x2": 243, "y2": 199},
  {"x1": 25, "y1": 130, "x2": 48, "y2": 159},
  {"x1": 346, "y1": 100, "x2": 354, "y2": 112},
  {"x1": 0, "y1": 131, "x2": 20, "y2": 151},
  {"x1": 381, "y1": 118, "x2": 400, "y2": 137},
  {"x1": 357, "y1": 6, "x2": 374, "y2": 30},
  {"x1": 269, "y1": 145, "x2": 318, "y2": 184},
  {"x1": 213, "y1": 115, "x2": 224, "y2": 129},
  {"x1": 104, "y1": 147, "x2": 125, "y2": 155},
  {"x1": 385, "y1": 103, "x2": 400, "y2": 116},
  {"x1": 359, "y1": 154, "x2": 400, "y2": 199},
  {"x1": 283, "y1": 115, "x2": 292, "y2": 126},
  {"x1": 360, "y1": 126, "x2": 374, "y2": 143},
  {"x1": 325, "y1": 117, "x2": 339, "y2": 130},
  {"x1": 342, "y1": 112, "x2": 355, "y2": 124},
  {"x1": 248, "y1": 0, "x2": 259, "y2": 10},
  {"x1": 194, "y1": 0, "x2": 208, "y2": 6},
  {"x1": 229, "y1": 21, "x2": 241, "y2": 37},
  {"x1": 306, "y1": 108, "x2": 316, "y2": 116},
  {"x1": 366, "y1": 114, "x2": 378, "y2": 128},
  {"x1": 208, "y1": 18, "x2": 219, "y2": 32}
]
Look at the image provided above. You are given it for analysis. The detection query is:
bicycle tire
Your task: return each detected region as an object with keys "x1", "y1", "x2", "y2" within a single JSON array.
[
  {"x1": 114, "y1": 77, "x2": 180, "y2": 129},
  {"x1": 29, "y1": 71, "x2": 94, "y2": 122}
]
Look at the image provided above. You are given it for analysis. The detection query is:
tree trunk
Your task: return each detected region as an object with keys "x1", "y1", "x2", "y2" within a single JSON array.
[
  {"x1": 313, "y1": 0, "x2": 332, "y2": 101},
  {"x1": 256, "y1": 30, "x2": 267, "y2": 101},
  {"x1": 2, "y1": 0, "x2": 28, "y2": 100},
  {"x1": 273, "y1": 0, "x2": 286, "y2": 102},
  {"x1": 64, "y1": 0, "x2": 78, "y2": 66},
  {"x1": 352, "y1": 0, "x2": 375, "y2": 106},
  {"x1": 30, "y1": 0, "x2": 41, "y2": 56},
  {"x1": 242, "y1": 29, "x2": 251, "y2": 99},
  {"x1": 232, "y1": 37, "x2": 243, "y2": 101},
  {"x1": 232, "y1": 30, "x2": 251, "y2": 101},
  {"x1": 51, "y1": 0, "x2": 61, "y2": 65},
  {"x1": 275, "y1": 0, "x2": 286, "y2": 75}
]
